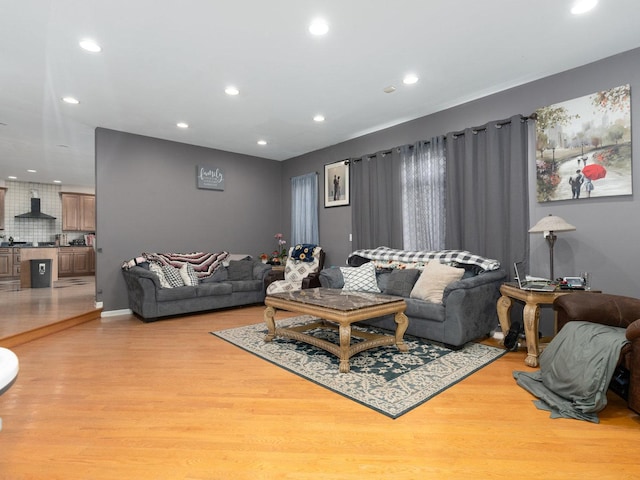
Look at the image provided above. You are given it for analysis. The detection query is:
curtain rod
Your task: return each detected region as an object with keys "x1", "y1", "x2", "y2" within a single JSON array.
[
  {"x1": 449, "y1": 114, "x2": 532, "y2": 138},
  {"x1": 346, "y1": 141, "x2": 427, "y2": 164},
  {"x1": 344, "y1": 113, "x2": 532, "y2": 164}
]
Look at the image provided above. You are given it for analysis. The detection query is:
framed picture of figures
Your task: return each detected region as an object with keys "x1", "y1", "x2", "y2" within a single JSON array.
[
  {"x1": 535, "y1": 84, "x2": 632, "y2": 202},
  {"x1": 324, "y1": 160, "x2": 350, "y2": 207}
]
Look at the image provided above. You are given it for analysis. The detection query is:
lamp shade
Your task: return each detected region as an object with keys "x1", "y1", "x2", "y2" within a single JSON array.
[{"x1": 528, "y1": 214, "x2": 576, "y2": 233}]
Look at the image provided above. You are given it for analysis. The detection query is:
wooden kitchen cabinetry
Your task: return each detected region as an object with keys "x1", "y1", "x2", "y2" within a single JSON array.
[
  {"x1": 0, "y1": 247, "x2": 12, "y2": 277},
  {"x1": 58, "y1": 247, "x2": 95, "y2": 276},
  {"x1": 61, "y1": 193, "x2": 95, "y2": 231},
  {"x1": 0, "y1": 187, "x2": 6, "y2": 230},
  {"x1": 0, "y1": 247, "x2": 25, "y2": 278}
]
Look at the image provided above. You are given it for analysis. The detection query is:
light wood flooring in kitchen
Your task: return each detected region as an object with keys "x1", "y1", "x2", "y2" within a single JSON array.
[{"x1": 0, "y1": 276, "x2": 99, "y2": 347}]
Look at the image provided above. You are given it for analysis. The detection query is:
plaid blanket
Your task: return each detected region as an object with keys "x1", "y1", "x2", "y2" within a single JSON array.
[{"x1": 348, "y1": 247, "x2": 501, "y2": 272}]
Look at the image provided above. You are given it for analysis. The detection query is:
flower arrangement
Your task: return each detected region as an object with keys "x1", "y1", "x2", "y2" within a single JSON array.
[
  {"x1": 274, "y1": 233, "x2": 287, "y2": 257},
  {"x1": 261, "y1": 233, "x2": 287, "y2": 264}
]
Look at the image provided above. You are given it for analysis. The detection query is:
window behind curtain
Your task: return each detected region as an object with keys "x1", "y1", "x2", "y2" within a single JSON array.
[
  {"x1": 400, "y1": 137, "x2": 446, "y2": 251},
  {"x1": 291, "y1": 172, "x2": 319, "y2": 246}
]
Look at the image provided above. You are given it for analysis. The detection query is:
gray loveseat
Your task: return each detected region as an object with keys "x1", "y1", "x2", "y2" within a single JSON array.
[
  {"x1": 318, "y1": 249, "x2": 506, "y2": 348},
  {"x1": 122, "y1": 256, "x2": 271, "y2": 321}
]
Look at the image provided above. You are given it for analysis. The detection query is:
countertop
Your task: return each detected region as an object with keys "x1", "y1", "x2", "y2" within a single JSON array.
[{"x1": 1, "y1": 243, "x2": 89, "y2": 248}]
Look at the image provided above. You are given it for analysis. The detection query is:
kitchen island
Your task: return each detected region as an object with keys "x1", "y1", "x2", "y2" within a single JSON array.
[{"x1": 19, "y1": 247, "x2": 59, "y2": 288}]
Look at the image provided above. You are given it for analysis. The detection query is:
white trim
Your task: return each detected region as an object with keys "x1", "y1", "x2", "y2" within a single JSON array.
[{"x1": 101, "y1": 308, "x2": 132, "y2": 318}]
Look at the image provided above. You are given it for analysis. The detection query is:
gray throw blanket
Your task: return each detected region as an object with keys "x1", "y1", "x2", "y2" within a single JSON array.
[{"x1": 513, "y1": 321, "x2": 628, "y2": 423}]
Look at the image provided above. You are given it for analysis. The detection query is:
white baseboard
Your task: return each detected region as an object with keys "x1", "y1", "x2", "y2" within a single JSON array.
[{"x1": 101, "y1": 308, "x2": 132, "y2": 318}]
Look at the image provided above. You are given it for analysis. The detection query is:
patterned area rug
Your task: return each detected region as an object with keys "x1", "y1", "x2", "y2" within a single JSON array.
[{"x1": 212, "y1": 315, "x2": 506, "y2": 418}]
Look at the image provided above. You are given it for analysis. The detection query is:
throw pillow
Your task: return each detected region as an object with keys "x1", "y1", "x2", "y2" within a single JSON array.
[
  {"x1": 228, "y1": 260, "x2": 254, "y2": 281},
  {"x1": 340, "y1": 262, "x2": 381, "y2": 293},
  {"x1": 410, "y1": 261, "x2": 465, "y2": 304},
  {"x1": 383, "y1": 269, "x2": 420, "y2": 297},
  {"x1": 162, "y1": 264, "x2": 185, "y2": 288},
  {"x1": 199, "y1": 267, "x2": 227, "y2": 283},
  {"x1": 149, "y1": 263, "x2": 172, "y2": 288},
  {"x1": 179, "y1": 263, "x2": 199, "y2": 286},
  {"x1": 290, "y1": 244, "x2": 317, "y2": 262}
]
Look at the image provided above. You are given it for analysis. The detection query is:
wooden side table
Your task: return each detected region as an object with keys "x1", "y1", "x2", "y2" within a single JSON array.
[{"x1": 496, "y1": 283, "x2": 598, "y2": 368}]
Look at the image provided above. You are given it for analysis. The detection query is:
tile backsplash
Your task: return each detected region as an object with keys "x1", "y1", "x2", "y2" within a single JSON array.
[{"x1": 2, "y1": 181, "x2": 89, "y2": 244}]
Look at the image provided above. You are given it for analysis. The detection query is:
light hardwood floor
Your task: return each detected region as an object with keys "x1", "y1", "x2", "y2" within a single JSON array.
[
  {"x1": 1, "y1": 298, "x2": 639, "y2": 479},
  {"x1": 0, "y1": 276, "x2": 100, "y2": 347}
]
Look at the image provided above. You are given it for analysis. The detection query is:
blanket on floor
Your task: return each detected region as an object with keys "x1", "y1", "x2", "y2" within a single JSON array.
[{"x1": 513, "y1": 321, "x2": 629, "y2": 423}]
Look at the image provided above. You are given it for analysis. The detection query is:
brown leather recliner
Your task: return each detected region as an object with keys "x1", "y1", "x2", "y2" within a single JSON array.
[{"x1": 554, "y1": 292, "x2": 640, "y2": 414}]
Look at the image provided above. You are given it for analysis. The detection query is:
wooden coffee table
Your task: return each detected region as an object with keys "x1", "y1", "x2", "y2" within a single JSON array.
[{"x1": 264, "y1": 288, "x2": 409, "y2": 373}]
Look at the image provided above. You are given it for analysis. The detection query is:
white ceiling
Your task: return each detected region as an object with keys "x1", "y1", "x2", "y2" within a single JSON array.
[{"x1": 2, "y1": 0, "x2": 640, "y2": 188}]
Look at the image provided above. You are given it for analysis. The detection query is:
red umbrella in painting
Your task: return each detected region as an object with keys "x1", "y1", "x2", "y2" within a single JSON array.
[{"x1": 582, "y1": 164, "x2": 607, "y2": 180}]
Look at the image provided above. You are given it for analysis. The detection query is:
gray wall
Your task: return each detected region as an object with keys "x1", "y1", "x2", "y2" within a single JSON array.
[
  {"x1": 97, "y1": 47, "x2": 640, "y2": 316},
  {"x1": 282, "y1": 47, "x2": 640, "y2": 297},
  {"x1": 95, "y1": 128, "x2": 282, "y2": 311}
]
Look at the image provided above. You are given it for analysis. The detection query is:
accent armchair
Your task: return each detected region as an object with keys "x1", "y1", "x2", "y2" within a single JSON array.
[
  {"x1": 265, "y1": 245, "x2": 325, "y2": 294},
  {"x1": 554, "y1": 292, "x2": 640, "y2": 414}
]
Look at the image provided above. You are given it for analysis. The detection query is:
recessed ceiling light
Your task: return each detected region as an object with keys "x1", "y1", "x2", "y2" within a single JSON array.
[
  {"x1": 571, "y1": 0, "x2": 598, "y2": 14},
  {"x1": 383, "y1": 85, "x2": 397, "y2": 94},
  {"x1": 257, "y1": 140, "x2": 267, "y2": 146},
  {"x1": 309, "y1": 19, "x2": 329, "y2": 36},
  {"x1": 313, "y1": 114, "x2": 325, "y2": 122},
  {"x1": 403, "y1": 74, "x2": 419, "y2": 85},
  {"x1": 176, "y1": 122, "x2": 189, "y2": 129},
  {"x1": 53, "y1": 180, "x2": 62, "y2": 184},
  {"x1": 225, "y1": 86, "x2": 240, "y2": 96},
  {"x1": 79, "y1": 39, "x2": 102, "y2": 53},
  {"x1": 8, "y1": 176, "x2": 17, "y2": 180},
  {"x1": 27, "y1": 169, "x2": 37, "y2": 173},
  {"x1": 62, "y1": 96, "x2": 80, "y2": 104}
]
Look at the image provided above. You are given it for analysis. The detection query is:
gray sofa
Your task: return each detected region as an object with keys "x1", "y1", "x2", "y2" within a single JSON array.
[
  {"x1": 318, "y1": 263, "x2": 506, "y2": 348},
  {"x1": 122, "y1": 258, "x2": 271, "y2": 321}
]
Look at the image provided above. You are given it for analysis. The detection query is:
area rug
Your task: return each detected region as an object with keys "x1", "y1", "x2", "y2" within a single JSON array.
[{"x1": 211, "y1": 316, "x2": 506, "y2": 419}]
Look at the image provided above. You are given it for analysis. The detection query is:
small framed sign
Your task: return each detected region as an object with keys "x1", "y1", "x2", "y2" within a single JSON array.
[
  {"x1": 197, "y1": 165, "x2": 224, "y2": 191},
  {"x1": 324, "y1": 160, "x2": 349, "y2": 207}
]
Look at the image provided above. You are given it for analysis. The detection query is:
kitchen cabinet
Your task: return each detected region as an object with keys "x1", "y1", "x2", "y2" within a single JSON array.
[
  {"x1": 13, "y1": 248, "x2": 20, "y2": 277},
  {"x1": 61, "y1": 193, "x2": 95, "y2": 231},
  {"x1": 0, "y1": 187, "x2": 6, "y2": 230},
  {"x1": 58, "y1": 247, "x2": 95, "y2": 276},
  {"x1": 0, "y1": 247, "x2": 11, "y2": 277}
]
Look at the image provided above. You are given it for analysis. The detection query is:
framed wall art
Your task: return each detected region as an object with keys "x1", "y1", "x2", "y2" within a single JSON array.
[
  {"x1": 324, "y1": 160, "x2": 349, "y2": 207},
  {"x1": 535, "y1": 84, "x2": 632, "y2": 202},
  {"x1": 196, "y1": 165, "x2": 225, "y2": 191}
]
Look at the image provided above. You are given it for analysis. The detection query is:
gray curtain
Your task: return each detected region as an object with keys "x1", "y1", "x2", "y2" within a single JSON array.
[
  {"x1": 351, "y1": 150, "x2": 403, "y2": 250},
  {"x1": 290, "y1": 172, "x2": 319, "y2": 246},
  {"x1": 445, "y1": 115, "x2": 529, "y2": 274}
]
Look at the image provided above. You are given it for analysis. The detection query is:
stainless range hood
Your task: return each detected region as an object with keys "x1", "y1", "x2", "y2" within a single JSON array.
[{"x1": 15, "y1": 198, "x2": 56, "y2": 220}]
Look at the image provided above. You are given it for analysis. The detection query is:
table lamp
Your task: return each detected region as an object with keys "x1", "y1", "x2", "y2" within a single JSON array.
[{"x1": 528, "y1": 214, "x2": 576, "y2": 280}]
